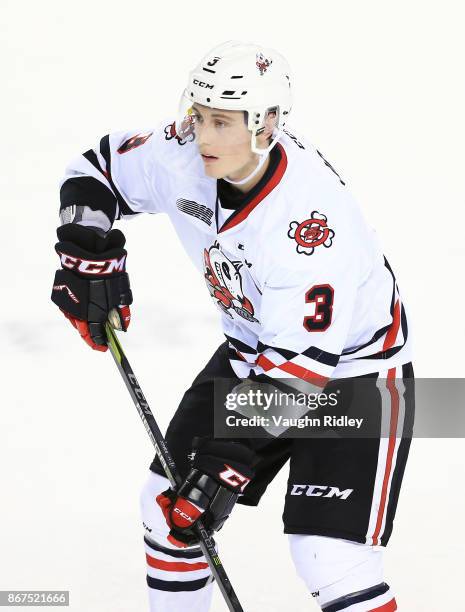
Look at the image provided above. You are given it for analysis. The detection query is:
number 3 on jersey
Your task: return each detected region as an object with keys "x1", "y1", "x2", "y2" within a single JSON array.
[{"x1": 303, "y1": 284, "x2": 334, "y2": 331}]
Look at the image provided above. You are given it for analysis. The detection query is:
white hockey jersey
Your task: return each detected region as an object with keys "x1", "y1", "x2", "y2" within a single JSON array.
[{"x1": 59, "y1": 120, "x2": 412, "y2": 387}]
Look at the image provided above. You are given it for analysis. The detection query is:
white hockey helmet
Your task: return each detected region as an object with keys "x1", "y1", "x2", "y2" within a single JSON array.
[{"x1": 177, "y1": 40, "x2": 292, "y2": 154}]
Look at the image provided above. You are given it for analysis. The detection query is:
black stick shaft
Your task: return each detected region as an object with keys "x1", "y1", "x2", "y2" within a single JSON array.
[{"x1": 105, "y1": 323, "x2": 245, "y2": 612}]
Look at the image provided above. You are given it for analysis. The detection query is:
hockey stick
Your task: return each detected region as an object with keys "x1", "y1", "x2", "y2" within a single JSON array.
[{"x1": 104, "y1": 322, "x2": 245, "y2": 612}]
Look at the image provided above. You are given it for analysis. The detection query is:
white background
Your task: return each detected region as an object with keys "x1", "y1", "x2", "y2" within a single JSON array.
[{"x1": 1, "y1": 1, "x2": 464, "y2": 610}]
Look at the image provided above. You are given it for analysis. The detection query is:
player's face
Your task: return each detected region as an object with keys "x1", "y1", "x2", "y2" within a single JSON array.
[{"x1": 191, "y1": 104, "x2": 258, "y2": 180}]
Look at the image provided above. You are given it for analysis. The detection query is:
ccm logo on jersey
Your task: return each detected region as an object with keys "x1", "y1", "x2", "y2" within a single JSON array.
[
  {"x1": 58, "y1": 252, "x2": 126, "y2": 275},
  {"x1": 288, "y1": 210, "x2": 335, "y2": 256},
  {"x1": 290, "y1": 484, "x2": 353, "y2": 499},
  {"x1": 219, "y1": 465, "x2": 251, "y2": 492}
]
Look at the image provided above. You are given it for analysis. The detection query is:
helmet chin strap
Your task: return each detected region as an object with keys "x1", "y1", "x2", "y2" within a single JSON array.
[
  {"x1": 223, "y1": 127, "x2": 280, "y2": 185},
  {"x1": 223, "y1": 150, "x2": 269, "y2": 186}
]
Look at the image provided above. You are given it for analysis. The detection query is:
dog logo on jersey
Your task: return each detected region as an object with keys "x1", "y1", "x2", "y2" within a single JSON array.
[
  {"x1": 256, "y1": 52, "x2": 272, "y2": 75},
  {"x1": 288, "y1": 211, "x2": 335, "y2": 256},
  {"x1": 117, "y1": 132, "x2": 153, "y2": 154},
  {"x1": 164, "y1": 120, "x2": 195, "y2": 145},
  {"x1": 203, "y1": 242, "x2": 258, "y2": 322}
]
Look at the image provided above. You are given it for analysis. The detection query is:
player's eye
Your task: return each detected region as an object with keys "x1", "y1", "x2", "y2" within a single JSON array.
[{"x1": 215, "y1": 120, "x2": 226, "y2": 128}]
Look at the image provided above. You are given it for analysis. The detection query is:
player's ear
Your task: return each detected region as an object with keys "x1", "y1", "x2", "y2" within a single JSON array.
[
  {"x1": 263, "y1": 108, "x2": 278, "y2": 139},
  {"x1": 255, "y1": 107, "x2": 278, "y2": 149}
]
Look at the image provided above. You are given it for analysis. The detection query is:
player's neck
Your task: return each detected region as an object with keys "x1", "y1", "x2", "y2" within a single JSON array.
[{"x1": 226, "y1": 155, "x2": 271, "y2": 194}]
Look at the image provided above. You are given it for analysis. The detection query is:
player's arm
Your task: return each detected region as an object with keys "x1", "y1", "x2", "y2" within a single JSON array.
[
  {"x1": 58, "y1": 129, "x2": 160, "y2": 231},
  {"x1": 51, "y1": 129, "x2": 160, "y2": 350}
]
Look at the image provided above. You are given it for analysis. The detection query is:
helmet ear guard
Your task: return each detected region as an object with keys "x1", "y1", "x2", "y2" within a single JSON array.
[{"x1": 248, "y1": 105, "x2": 284, "y2": 155}]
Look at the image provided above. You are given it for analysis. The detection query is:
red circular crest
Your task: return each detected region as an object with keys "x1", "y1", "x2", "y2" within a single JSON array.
[{"x1": 294, "y1": 219, "x2": 330, "y2": 248}]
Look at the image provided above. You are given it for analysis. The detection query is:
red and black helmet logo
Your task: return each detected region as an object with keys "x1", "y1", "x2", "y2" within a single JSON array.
[{"x1": 256, "y1": 52, "x2": 272, "y2": 75}]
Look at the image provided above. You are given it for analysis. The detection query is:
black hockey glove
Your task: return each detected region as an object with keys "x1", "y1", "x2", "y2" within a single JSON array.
[
  {"x1": 156, "y1": 438, "x2": 257, "y2": 548},
  {"x1": 51, "y1": 223, "x2": 132, "y2": 351}
]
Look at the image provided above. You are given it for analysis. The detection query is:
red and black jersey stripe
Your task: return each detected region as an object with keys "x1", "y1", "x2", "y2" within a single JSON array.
[
  {"x1": 342, "y1": 256, "x2": 408, "y2": 360},
  {"x1": 257, "y1": 341, "x2": 340, "y2": 368}
]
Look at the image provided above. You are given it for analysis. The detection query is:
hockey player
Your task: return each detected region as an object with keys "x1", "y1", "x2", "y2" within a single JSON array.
[{"x1": 51, "y1": 41, "x2": 414, "y2": 611}]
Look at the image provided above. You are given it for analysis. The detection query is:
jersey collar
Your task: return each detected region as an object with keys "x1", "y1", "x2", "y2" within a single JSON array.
[{"x1": 216, "y1": 143, "x2": 288, "y2": 234}]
